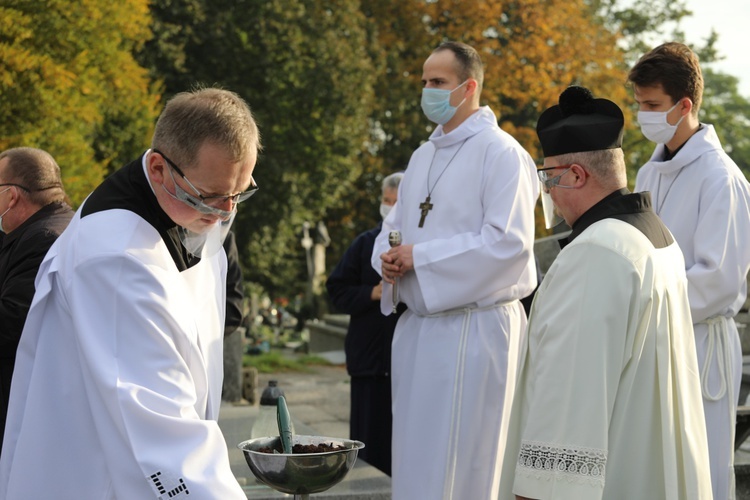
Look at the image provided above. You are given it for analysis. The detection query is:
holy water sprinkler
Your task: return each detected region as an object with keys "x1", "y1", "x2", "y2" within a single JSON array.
[
  {"x1": 388, "y1": 231, "x2": 401, "y2": 314},
  {"x1": 277, "y1": 395, "x2": 293, "y2": 454}
]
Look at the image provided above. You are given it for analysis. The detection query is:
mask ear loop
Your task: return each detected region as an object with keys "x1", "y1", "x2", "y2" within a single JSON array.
[
  {"x1": 450, "y1": 80, "x2": 469, "y2": 111},
  {"x1": 673, "y1": 97, "x2": 692, "y2": 126}
]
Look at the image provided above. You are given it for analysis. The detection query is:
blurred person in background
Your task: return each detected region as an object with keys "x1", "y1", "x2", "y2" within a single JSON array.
[{"x1": 326, "y1": 171, "x2": 405, "y2": 476}]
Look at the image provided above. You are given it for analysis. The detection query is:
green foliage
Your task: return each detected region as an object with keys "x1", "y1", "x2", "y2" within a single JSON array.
[
  {"x1": 701, "y1": 69, "x2": 750, "y2": 176},
  {"x1": 6, "y1": 0, "x2": 748, "y2": 303},
  {"x1": 243, "y1": 351, "x2": 331, "y2": 373},
  {"x1": 140, "y1": 0, "x2": 378, "y2": 301},
  {"x1": 0, "y1": 0, "x2": 160, "y2": 205}
]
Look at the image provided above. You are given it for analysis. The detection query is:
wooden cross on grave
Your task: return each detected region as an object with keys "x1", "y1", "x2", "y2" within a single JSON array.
[{"x1": 418, "y1": 195, "x2": 433, "y2": 228}]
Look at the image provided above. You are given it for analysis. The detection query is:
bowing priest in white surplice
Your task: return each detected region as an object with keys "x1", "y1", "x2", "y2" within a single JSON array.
[
  {"x1": 500, "y1": 86, "x2": 712, "y2": 500},
  {"x1": 373, "y1": 41, "x2": 539, "y2": 500},
  {"x1": 0, "y1": 88, "x2": 260, "y2": 499}
]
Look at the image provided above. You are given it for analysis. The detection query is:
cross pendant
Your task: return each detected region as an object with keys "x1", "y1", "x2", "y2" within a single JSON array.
[{"x1": 418, "y1": 195, "x2": 433, "y2": 228}]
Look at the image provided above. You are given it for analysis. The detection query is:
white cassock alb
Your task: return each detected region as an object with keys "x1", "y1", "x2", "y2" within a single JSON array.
[
  {"x1": 371, "y1": 106, "x2": 539, "y2": 500},
  {"x1": 0, "y1": 157, "x2": 245, "y2": 499},
  {"x1": 636, "y1": 124, "x2": 750, "y2": 500},
  {"x1": 500, "y1": 215, "x2": 713, "y2": 500}
]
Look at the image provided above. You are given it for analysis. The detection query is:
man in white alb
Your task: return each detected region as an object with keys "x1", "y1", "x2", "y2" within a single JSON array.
[
  {"x1": 501, "y1": 85, "x2": 712, "y2": 500},
  {"x1": 629, "y1": 42, "x2": 750, "y2": 500},
  {"x1": 0, "y1": 88, "x2": 259, "y2": 499},
  {"x1": 373, "y1": 41, "x2": 539, "y2": 500}
]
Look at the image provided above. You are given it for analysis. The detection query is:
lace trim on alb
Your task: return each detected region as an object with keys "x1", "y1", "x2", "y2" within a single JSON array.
[{"x1": 517, "y1": 440, "x2": 607, "y2": 486}]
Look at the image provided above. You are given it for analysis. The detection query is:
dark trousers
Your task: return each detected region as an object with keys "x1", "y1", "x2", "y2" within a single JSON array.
[{"x1": 350, "y1": 375, "x2": 392, "y2": 476}]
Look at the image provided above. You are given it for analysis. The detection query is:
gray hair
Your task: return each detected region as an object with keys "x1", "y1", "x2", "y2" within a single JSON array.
[
  {"x1": 555, "y1": 148, "x2": 626, "y2": 190},
  {"x1": 151, "y1": 87, "x2": 261, "y2": 170},
  {"x1": 382, "y1": 172, "x2": 404, "y2": 191},
  {"x1": 0, "y1": 147, "x2": 66, "y2": 206}
]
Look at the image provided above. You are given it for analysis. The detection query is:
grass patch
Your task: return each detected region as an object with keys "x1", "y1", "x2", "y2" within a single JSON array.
[{"x1": 243, "y1": 350, "x2": 332, "y2": 373}]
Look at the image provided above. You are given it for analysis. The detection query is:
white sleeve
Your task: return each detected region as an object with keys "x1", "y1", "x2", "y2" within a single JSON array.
[{"x1": 687, "y1": 172, "x2": 750, "y2": 321}]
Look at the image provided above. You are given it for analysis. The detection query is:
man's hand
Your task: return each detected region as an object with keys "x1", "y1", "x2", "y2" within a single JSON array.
[{"x1": 380, "y1": 244, "x2": 414, "y2": 284}]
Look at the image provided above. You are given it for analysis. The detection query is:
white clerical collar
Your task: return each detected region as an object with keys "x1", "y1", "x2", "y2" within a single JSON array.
[
  {"x1": 645, "y1": 124, "x2": 723, "y2": 174},
  {"x1": 429, "y1": 106, "x2": 496, "y2": 149}
]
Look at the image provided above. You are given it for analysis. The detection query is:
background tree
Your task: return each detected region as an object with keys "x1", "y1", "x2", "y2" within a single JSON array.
[
  {"x1": 0, "y1": 0, "x2": 160, "y2": 204},
  {"x1": 140, "y1": 0, "x2": 378, "y2": 311},
  {"x1": 701, "y1": 68, "x2": 750, "y2": 174},
  {"x1": 5, "y1": 0, "x2": 747, "y2": 316},
  {"x1": 344, "y1": 0, "x2": 633, "y2": 245}
]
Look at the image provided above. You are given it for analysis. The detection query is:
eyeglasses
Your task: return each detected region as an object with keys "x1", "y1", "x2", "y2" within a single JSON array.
[
  {"x1": 537, "y1": 165, "x2": 573, "y2": 190},
  {"x1": 153, "y1": 149, "x2": 258, "y2": 218}
]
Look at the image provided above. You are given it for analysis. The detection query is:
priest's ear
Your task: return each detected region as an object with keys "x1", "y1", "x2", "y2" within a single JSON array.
[
  {"x1": 569, "y1": 164, "x2": 589, "y2": 188},
  {"x1": 146, "y1": 150, "x2": 167, "y2": 184}
]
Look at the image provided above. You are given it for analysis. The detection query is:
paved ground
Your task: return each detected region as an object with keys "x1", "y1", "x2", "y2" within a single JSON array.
[{"x1": 255, "y1": 362, "x2": 352, "y2": 440}]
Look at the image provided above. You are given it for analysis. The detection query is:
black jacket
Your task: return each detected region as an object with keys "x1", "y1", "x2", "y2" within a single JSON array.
[
  {"x1": 223, "y1": 230, "x2": 245, "y2": 335},
  {"x1": 0, "y1": 201, "x2": 73, "y2": 447},
  {"x1": 0, "y1": 201, "x2": 74, "y2": 358},
  {"x1": 326, "y1": 225, "x2": 405, "y2": 377}
]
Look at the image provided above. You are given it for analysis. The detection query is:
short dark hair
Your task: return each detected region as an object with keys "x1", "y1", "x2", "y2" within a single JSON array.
[
  {"x1": 0, "y1": 147, "x2": 66, "y2": 206},
  {"x1": 433, "y1": 41, "x2": 484, "y2": 93},
  {"x1": 628, "y1": 42, "x2": 703, "y2": 114}
]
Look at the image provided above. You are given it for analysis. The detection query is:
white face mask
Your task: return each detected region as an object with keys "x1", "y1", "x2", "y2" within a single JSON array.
[
  {"x1": 379, "y1": 203, "x2": 393, "y2": 220},
  {"x1": 637, "y1": 101, "x2": 685, "y2": 144}
]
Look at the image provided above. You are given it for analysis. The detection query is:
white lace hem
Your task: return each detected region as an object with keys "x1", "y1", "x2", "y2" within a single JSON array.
[{"x1": 516, "y1": 440, "x2": 607, "y2": 487}]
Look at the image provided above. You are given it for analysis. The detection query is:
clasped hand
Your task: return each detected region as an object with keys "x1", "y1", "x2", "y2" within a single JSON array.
[{"x1": 380, "y1": 244, "x2": 414, "y2": 284}]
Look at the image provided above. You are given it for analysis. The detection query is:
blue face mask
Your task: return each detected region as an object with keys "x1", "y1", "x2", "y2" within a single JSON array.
[{"x1": 421, "y1": 81, "x2": 468, "y2": 125}]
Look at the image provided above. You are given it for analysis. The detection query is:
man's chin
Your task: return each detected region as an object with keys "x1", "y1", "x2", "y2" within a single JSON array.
[{"x1": 186, "y1": 218, "x2": 219, "y2": 234}]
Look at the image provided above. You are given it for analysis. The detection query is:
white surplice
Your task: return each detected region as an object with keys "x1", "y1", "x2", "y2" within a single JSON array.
[
  {"x1": 371, "y1": 106, "x2": 539, "y2": 500},
  {"x1": 636, "y1": 124, "x2": 750, "y2": 500},
  {"x1": 0, "y1": 200, "x2": 244, "y2": 495},
  {"x1": 500, "y1": 218, "x2": 713, "y2": 500}
]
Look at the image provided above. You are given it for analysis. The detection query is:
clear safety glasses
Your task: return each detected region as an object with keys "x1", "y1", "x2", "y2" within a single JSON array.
[
  {"x1": 153, "y1": 149, "x2": 258, "y2": 219},
  {"x1": 537, "y1": 165, "x2": 572, "y2": 191}
]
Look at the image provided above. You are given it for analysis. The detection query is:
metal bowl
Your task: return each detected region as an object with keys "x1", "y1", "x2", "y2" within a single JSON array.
[{"x1": 237, "y1": 435, "x2": 365, "y2": 495}]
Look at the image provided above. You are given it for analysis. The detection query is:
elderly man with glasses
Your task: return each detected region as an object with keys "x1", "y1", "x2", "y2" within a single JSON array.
[
  {"x1": 499, "y1": 86, "x2": 712, "y2": 500},
  {"x1": 0, "y1": 88, "x2": 260, "y2": 499}
]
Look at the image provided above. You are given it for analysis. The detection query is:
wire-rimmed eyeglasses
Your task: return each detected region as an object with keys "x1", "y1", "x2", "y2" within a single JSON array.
[{"x1": 153, "y1": 149, "x2": 258, "y2": 218}]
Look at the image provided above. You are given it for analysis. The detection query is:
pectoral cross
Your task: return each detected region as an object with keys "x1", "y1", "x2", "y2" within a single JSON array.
[{"x1": 418, "y1": 196, "x2": 433, "y2": 228}]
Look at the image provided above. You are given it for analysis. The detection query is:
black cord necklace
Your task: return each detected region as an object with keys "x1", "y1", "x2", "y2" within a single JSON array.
[{"x1": 418, "y1": 139, "x2": 468, "y2": 228}]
